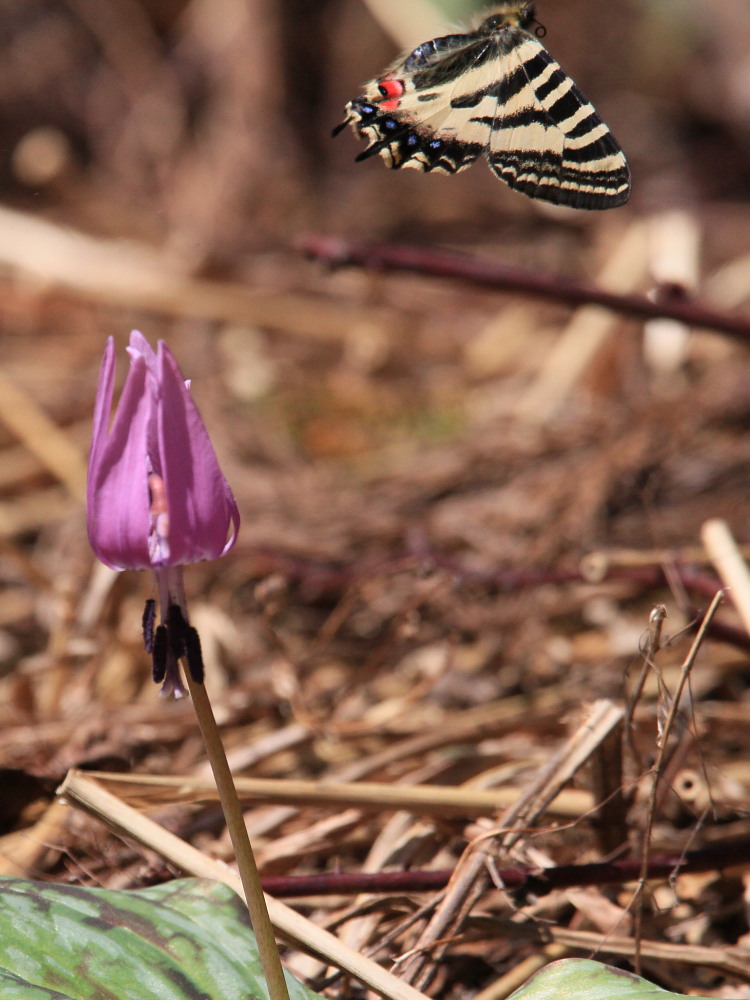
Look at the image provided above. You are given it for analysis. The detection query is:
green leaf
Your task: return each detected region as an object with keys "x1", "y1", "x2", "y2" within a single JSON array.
[
  {"x1": 0, "y1": 877, "x2": 324, "y2": 1000},
  {"x1": 0, "y1": 964, "x2": 76, "y2": 999},
  {"x1": 508, "y1": 959, "x2": 718, "y2": 1000}
]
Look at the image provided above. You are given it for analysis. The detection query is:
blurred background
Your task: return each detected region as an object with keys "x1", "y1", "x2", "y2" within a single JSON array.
[{"x1": 3, "y1": 1, "x2": 750, "y2": 992}]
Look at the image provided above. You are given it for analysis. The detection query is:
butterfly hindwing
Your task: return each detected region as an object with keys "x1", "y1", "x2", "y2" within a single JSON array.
[
  {"x1": 487, "y1": 37, "x2": 631, "y2": 208},
  {"x1": 342, "y1": 37, "x2": 494, "y2": 176},
  {"x1": 334, "y1": 2, "x2": 630, "y2": 209}
]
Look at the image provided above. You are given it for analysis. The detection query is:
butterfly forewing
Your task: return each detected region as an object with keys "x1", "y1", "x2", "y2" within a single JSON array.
[{"x1": 335, "y1": 2, "x2": 630, "y2": 210}]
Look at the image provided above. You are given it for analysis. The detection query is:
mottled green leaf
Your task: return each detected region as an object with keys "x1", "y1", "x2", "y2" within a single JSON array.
[
  {"x1": 0, "y1": 877, "x2": 324, "y2": 1000},
  {"x1": 508, "y1": 958, "x2": 719, "y2": 1000},
  {"x1": 0, "y1": 964, "x2": 76, "y2": 999}
]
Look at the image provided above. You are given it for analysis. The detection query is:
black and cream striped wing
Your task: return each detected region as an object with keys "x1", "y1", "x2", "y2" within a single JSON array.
[
  {"x1": 336, "y1": 36, "x2": 497, "y2": 178},
  {"x1": 487, "y1": 36, "x2": 630, "y2": 208},
  {"x1": 334, "y1": 8, "x2": 631, "y2": 210}
]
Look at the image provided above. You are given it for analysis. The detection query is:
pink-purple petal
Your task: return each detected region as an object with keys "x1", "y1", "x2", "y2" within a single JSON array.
[
  {"x1": 127, "y1": 329, "x2": 156, "y2": 367},
  {"x1": 87, "y1": 352, "x2": 153, "y2": 570},
  {"x1": 156, "y1": 343, "x2": 239, "y2": 564},
  {"x1": 87, "y1": 332, "x2": 239, "y2": 572}
]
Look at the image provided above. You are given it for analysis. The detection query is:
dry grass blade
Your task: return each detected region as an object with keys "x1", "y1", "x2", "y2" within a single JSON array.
[
  {"x1": 83, "y1": 770, "x2": 594, "y2": 818},
  {"x1": 471, "y1": 944, "x2": 569, "y2": 1000},
  {"x1": 57, "y1": 770, "x2": 433, "y2": 1000},
  {"x1": 0, "y1": 800, "x2": 70, "y2": 877},
  {"x1": 578, "y1": 543, "x2": 750, "y2": 580},
  {"x1": 0, "y1": 206, "x2": 397, "y2": 341},
  {"x1": 546, "y1": 928, "x2": 750, "y2": 978},
  {"x1": 643, "y1": 211, "x2": 699, "y2": 374},
  {"x1": 0, "y1": 367, "x2": 87, "y2": 503},
  {"x1": 702, "y1": 518, "x2": 750, "y2": 632},
  {"x1": 470, "y1": 920, "x2": 750, "y2": 981}
]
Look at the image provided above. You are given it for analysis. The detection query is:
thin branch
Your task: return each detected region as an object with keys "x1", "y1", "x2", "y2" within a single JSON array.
[
  {"x1": 255, "y1": 836, "x2": 750, "y2": 897},
  {"x1": 625, "y1": 604, "x2": 667, "y2": 765},
  {"x1": 300, "y1": 236, "x2": 750, "y2": 344},
  {"x1": 247, "y1": 542, "x2": 722, "y2": 597}
]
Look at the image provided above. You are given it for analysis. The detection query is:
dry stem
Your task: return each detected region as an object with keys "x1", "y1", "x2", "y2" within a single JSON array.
[{"x1": 82, "y1": 769, "x2": 594, "y2": 817}]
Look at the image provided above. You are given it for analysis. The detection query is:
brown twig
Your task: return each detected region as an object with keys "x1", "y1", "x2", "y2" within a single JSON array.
[
  {"x1": 255, "y1": 834, "x2": 750, "y2": 897},
  {"x1": 300, "y1": 236, "x2": 750, "y2": 343},
  {"x1": 625, "y1": 604, "x2": 667, "y2": 766}
]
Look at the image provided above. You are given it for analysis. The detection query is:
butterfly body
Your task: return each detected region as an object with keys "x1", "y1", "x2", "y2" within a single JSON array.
[{"x1": 334, "y1": 2, "x2": 630, "y2": 210}]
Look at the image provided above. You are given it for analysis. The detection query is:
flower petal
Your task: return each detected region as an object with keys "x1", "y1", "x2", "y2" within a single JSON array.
[
  {"x1": 156, "y1": 342, "x2": 240, "y2": 565},
  {"x1": 87, "y1": 347, "x2": 153, "y2": 570},
  {"x1": 89, "y1": 338, "x2": 115, "y2": 472},
  {"x1": 127, "y1": 329, "x2": 156, "y2": 368},
  {"x1": 87, "y1": 333, "x2": 239, "y2": 572}
]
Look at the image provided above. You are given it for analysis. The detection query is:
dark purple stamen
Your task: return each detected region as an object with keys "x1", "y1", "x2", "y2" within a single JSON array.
[
  {"x1": 149, "y1": 601, "x2": 205, "y2": 691},
  {"x1": 142, "y1": 599, "x2": 156, "y2": 653},
  {"x1": 167, "y1": 603, "x2": 188, "y2": 657},
  {"x1": 152, "y1": 624, "x2": 168, "y2": 683},
  {"x1": 185, "y1": 626, "x2": 204, "y2": 684}
]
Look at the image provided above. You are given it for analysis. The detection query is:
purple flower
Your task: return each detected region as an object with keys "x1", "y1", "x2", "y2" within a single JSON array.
[{"x1": 87, "y1": 331, "x2": 240, "y2": 696}]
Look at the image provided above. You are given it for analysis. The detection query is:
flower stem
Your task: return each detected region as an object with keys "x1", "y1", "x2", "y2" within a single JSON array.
[{"x1": 186, "y1": 672, "x2": 290, "y2": 1000}]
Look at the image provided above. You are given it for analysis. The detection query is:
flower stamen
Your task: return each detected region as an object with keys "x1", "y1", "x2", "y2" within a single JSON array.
[
  {"x1": 142, "y1": 598, "x2": 156, "y2": 654},
  {"x1": 185, "y1": 626, "x2": 205, "y2": 684},
  {"x1": 152, "y1": 623, "x2": 168, "y2": 684}
]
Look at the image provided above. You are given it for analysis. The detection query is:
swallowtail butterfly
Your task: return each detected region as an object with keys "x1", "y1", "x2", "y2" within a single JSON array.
[{"x1": 333, "y1": 1, "x2": 630, "y2": 210}]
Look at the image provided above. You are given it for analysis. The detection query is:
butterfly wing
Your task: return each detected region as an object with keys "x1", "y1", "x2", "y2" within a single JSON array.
[
  {"x1": 335, "y1": 32, "x2": 500, "y2": 176},
  {"x1": 336, "y1": 14, "x2": 631, "y2": 210},
  {"x1": 486, "y1": 34, "x2": 631, "y2": 208}
]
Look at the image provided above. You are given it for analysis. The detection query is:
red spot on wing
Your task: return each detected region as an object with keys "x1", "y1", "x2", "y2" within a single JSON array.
[{"x1": 377, "y1": 77, "x2": 405, "y2": 112}]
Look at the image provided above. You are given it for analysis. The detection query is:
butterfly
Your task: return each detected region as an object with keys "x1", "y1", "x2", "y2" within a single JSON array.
[{"x1": 333, "y1": 1, "x2": 630, "y2": 210}]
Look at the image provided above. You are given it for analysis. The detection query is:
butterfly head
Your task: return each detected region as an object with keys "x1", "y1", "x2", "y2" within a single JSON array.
[{"x1": 478, "y1": 1, "x2": 536, "y2": 33}]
